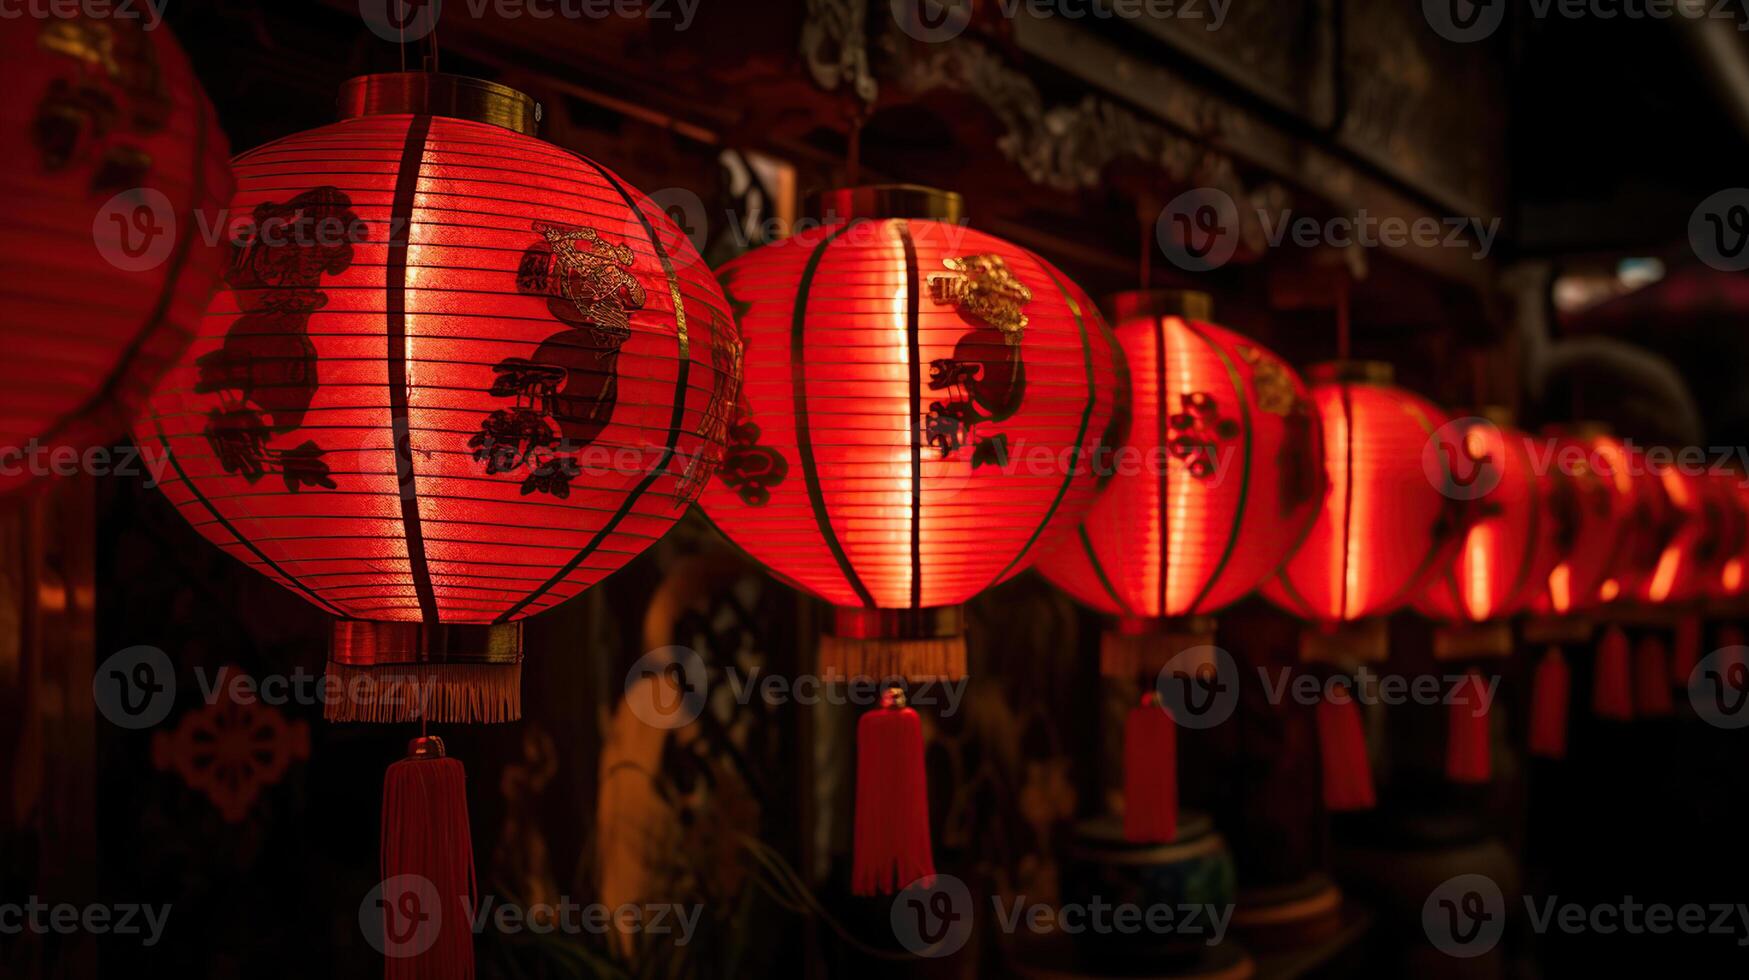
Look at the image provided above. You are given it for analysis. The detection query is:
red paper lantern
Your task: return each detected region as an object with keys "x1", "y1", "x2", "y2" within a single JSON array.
[
  {"x1": 1263, "y1": 362, "x2": 1460, "y2": 623},
  {"x1": 137, "y1": 74, "x2": 740, "y2": 718},
  {"x1": 4, "y1": 16, "x2": 232, "y2": 493},
  {"x1": 1039, "y1": 290, "x2": 1324, "y2": 630},
  {"x1": 696, "y1": 185, "x2": 1120, "y2": 893},
  {"x1": 1607, "y1": 440, "x2": 1680, "y2": 606},
  {"x1": 1530, "y1": 427, "x2": 1637, "y2": 615},
  {"x1": 1034, "y1": 290, "x2": 1322, "y2": 842},
  {"x1": 1704, "y1": 470, "x2": 1749, "y2": 602},
  {"x1": 1413, "y1": 416, "x2": 1561, "y2": 624}
]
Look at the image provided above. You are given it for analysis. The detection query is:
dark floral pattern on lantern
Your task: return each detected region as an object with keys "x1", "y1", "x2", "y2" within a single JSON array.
[
  {"x1": 474, "y1": 221, "x2": 645, "y2": 498},
  {"x1": 1168, "y1": 392, "x2": 1241, "y2": 480},
  {"x1": 150, "y1": 667, "x2": 310, "y2": 822},
  {"x1": 32, "y1": 17, "x2": 172, "y2": 194},
  {"x1": 676, "y1": 308, "x2": 744, "y2": 504},
  {"x1": 924, "y1": 254, "x2": 1031, "y2": 464},
  {"x1": 195, "y1": 186, "x2": 357, "y2": 492}
]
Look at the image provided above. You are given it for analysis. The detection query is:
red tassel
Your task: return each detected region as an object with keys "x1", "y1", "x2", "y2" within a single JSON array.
[
  {"x1": 1123, "y1": 693, "x2": 1178, "y2": 843},
  {"x1": 1592, "y1": 626, "x2": 1634, "y2": 721},
  {"x1": 1446, "y1": 670, "x2": 1492, "y2": 783},
  {"x1": 381, "y1": 737, "x2": 476, "y2": 980},
  {"x1": 853, "y1": 687, "x2": 934, "y2": 896},
  {"x1": 1528, "y1": 646, "x2": 1570, "y2": 760},
  {"x1": 1316, "y1": 681, "x2": 1375, "y2": 811},
  {"x1": 1672, "y1": 615, "x2": 1702, "y2": 687},
  {"x1": 1633, "y1": 634, "x2": 1673, "y2": 717}
]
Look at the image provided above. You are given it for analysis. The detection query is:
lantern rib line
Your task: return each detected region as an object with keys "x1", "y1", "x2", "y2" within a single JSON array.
[
  {"x1": 1154, "y1": 314, "x2": 1169, "y2": 618},
  {"x1": 38, "y1": 87, "x2": 213, "y2": 451},
  {"x1": 492, "y1": 154, "x2": 694, "y2": 623},
  {"x1": 1180, "y1": 319, "x2": 1253, "y2": 615},
  {"x1": 1078, "y1": 523, "x2": 1133, "y2": 616},
  {"x1": 386, "y1": 114, "x2": 440, "y2": 626},
  {"x1": 788, "y1": 224, "x2": 876, "y2": 609},
  {"x1": 1506, "y1": 437, "x2": 1544, "y2": 613},
  {"x1": 983, "y1": 262, "x2": 1097, "y2": 591},
  {"x1": 899, "y1": 221, "x2": 923, "y2": 610},
  {"x1": 148, "y1": 420, "x2": 348, "y2": 619},
  {"x1": 1379, "y1": 398, "x2": 1456, "y2": 615},
  {"x1": 1337, "y1": 381, "x2": 1355, "y2": 620}
]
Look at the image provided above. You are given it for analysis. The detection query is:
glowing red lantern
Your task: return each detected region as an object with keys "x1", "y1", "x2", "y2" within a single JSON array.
[
  {"x1": 137, "y1": 73, "x2": 739, "y2": 975},
  {"x1": 1040, "y1": 290, "x2": 1324, "y2": 642},
  {"x1": 1263, "y1": 362, "x2": 1459, "y2": 623},
  {"x1": 1413, "y1": 415, "x2": 1560, "y2": 625},
  {"x1": 1531, "y1": 427, "x2": 1635, "y2": 617},
  {"x1": 696, "y1": 185, "x2": 1120, "y2": 893},
  {"x1": 1704, "y1": 470, "x2": 1749, "y2": 602},
  {"x1": 1035, "y1": 291, "x2": 1323, "y2": 841},
  {"x1": 4, "y1": 16, "x2": 232, "y2": 493},
  {"x1": 139, "y1": 74, "x2": 738, "y2": 715},
  {"x1": 1262, "y1": 362, "x2": 1460, "y2": 810}
]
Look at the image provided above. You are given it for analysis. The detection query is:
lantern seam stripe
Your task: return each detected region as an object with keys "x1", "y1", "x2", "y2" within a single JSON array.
[
  {"x1": 1180, "y1": 319, "x2": 1253, "y2": 614},
  {"x1": 1155, "y1": 315, "x2": 1169, "y2": 618},
  {"x1": 40, "y1": 86, "x2": 214, "y2": 449},
  {"x1": 146, "y1": 419, "x2": 348, "y2": 618},
  {"x1": 1078, "y1": 522, "x2": 1133, "y2": 616},
  {"x1": 789, "y1": 223, "x2": 876, "y2": 609},
  {"x1": 983, "y1": 262, "x2": 1097, "y2": 591},
  {"x1": 385, "y1": 114, "x2": 440, "y2": 626},
  {"x1": 1337, "y1": 381, "x2": 1355, "y2": 620},
  {"x1": 492, "y1": 154, "x2": 694, "y2": 623},
  {"x1": 900, "y1": 220, "x2": 923, "y2": 610}
]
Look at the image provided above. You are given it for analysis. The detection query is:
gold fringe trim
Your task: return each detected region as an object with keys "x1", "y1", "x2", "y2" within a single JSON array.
[
  {"x1": 322, "y1": 661, "x2": 522, "y2": 724},
  {"x1": 1432, "y1": 621, "x2": 1513, "y2": 661},
  {"x1": 1298, "y1": 620, "x2": 1389, "y2": 668},
  {"x1": 819, "y1": 633, "x2": 967, "y2": 682}
]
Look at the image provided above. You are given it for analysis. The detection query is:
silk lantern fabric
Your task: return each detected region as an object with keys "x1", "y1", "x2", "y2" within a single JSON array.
[
  {"x1": 136, "y1": 75, "x2": 739, "y2": 720},
  {"x1": 1414, "y1": 418, "x2": 1561, "y2": 623},
  {"x1": 697, "y1": 191, "x2": 1120, "y2": 678},
  {"x1": 1264, "y1": 363, "x2": 1460, "y2": 623},
  {"x1": 5, "y1": 16, "x2": 232, "y2": 494},
  {"x1": 1039, "y1": 294, "x2": 1324, "y2": 623}
]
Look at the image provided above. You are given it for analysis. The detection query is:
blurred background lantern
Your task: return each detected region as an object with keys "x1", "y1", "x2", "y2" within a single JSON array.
[
  {"x1": 3, "y1": 16, "x2": 232, "y2": 495},
  {"x1": 134, "y1": 72, "x2": 739, "y2": 978},
  {"x1": 696, "y1": 184, "x2": 1119, "y2": 894},
  {"x1": 1263, "y1": 361, "x2": 1460, "y2": 811},
  {"x1": 1037, "y1": 289, "x2": 1323, "y2": 842},
  {"x1": 1411, "y1": 412, "x2": 1560, "y2": 784}
]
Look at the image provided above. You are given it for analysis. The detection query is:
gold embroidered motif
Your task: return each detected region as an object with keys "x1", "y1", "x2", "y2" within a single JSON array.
[
  {"x1": 928, "y1": 254, "x2": 1031, "y2": 341},
  {"x1": 1238, "y1": 344, "x2": 1297, "y2": 416},
  {"x1": 534, "y1": 222, "x2": 646, "y2": 342}
]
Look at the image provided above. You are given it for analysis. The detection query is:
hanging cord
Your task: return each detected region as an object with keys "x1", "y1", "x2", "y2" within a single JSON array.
[
  {"x1": 845, "y1": 107, "x2": 866, "y2": 186},
  {"x1": 1336, "y1": 278, "x2": 1352, "y2": 361},
  {"x1": 1136, "y1": 191, "x2": 1158, "y2": 290}
]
